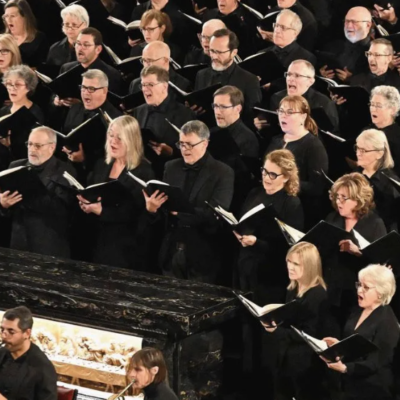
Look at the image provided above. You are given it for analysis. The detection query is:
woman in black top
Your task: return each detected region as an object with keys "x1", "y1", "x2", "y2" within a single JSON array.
[
  {"x1": 46, "y1": 4, "x2": 89, "y2": 72},
  {"x1": 325, "y1": 173, "x2": 387, "y2": 326},
  {"x1": 3, "y1": 0, "x2": 48, "y2": 68},
  {"x1": 267, "y1": 95, "x2": 329, "y2": 228},
  {"x1": 354, "y1": 128, "x2": 399, "y2": 231},
  {"x1": 322, "y1": 264, "x2": 399, "y2": 400},
  {"x1": 0, "y1": 65, "x2": 44, "y2": 164},
  {"x1": 235, "y1": 149, "x2": 304, "y2": 304},
  {"x1": 77, "y1": 115, "x2": 154, "y2": 270},
  {"x1": 369, "y1": 85, "x2": 400, "y2": 177},
  {"x1": 128, "y1": 10, "x2": 181, "y2": 63},
  {"x1": 263, "y1": 242, "x2": 331, "y2": 400},
  {"x1": 127, "y1": 347, "x2": 178, "y2": 400}
]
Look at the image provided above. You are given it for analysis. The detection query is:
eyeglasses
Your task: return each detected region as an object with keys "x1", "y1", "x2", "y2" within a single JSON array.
[
  {"x1": 0, "y1": 327, "x2": 23, "y2": 336},
  {"x1": 354, "y1": 144, "x2": 384, "y2": 154},
  {"x1": 25, "y1": 141, "x2": 54, "y2": 150},
  {"x1": 284, "y1": 72, "x2": 312, "y2": 79},
  {"x1": 333, "y1": 194, "x2": 350, "y2": 203},
  {"x1": 79, "y1": 85, "x2": 106, "y2": 93},
  {"x1": 139, "y1": 82, "x2": 162, "y2": 89},
  {"x1": 355, "y1": 282, "x2": 376, "y2": 292},
  {"x1": 260, "y1": 167, "x2": 283, "y2": 180},
  {"x1": 140, "y1": 26, "x2": 160, "y2": 33},
  {"x1": 5, "y1": 82, "x2": 26, "y2": 90},
  {"x1": 365, "y1": 52, "x2": 391, "y2": 58},
  {"x1": 197, "y1": 34, "x2": 212, "y2": 41},
  {"x1": 140, "y1": 57, "x2": 166, "y2": 65},
  {"x1": 211, "y1": 103, "x2": 235, "y2": 110},
  {"x1": 209, "y1": 49, "x2": 232, "y2": 55},
  {"x1": 368, "y1": 102, "x2": 386, "y2": 109},
  {"x1": 74, "y1": 41, "x2": 96, "y2": 49},
  {"x1": 62, "y1": 22, "x2": 84, "y2": 30},
  {"x1": 344, "y1": 19, "x2": 370, "y2": 25},
  {"x1": 2, "y1": 13, "x2": 19, "y2": 21},
  {"x1": 276, "y1": 108, "x2": 302, "y2": 116},
  {"x1": 0, "y1": 49, "x2": 11, "y2": 55},
  {"x1": 273, "y1": 23, "x2": 296, "y2": 32},
  {"x1": 175, "y1": 140, "x2": 205, "y2": 150}
]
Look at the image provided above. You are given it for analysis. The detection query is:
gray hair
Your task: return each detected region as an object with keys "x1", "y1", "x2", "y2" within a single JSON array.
[
  {"x1": 290, "y1": 59, "x2": 315, "y2": 78},
  {"x1": 81, "y1": 69, "x2": 109, "y2": 88},
  {"x1": 357, "y1": 128, "x2": 394, "y2": 170},
  {"x1": 181, "y1": 120, "x2": 210, "y2": 140},
  {"x1": 371, "y1": 85, "x2": 400, "y2": 117},
  {"x1": 61, "y1": 4, "x2": 90, "y2": 26},
  {"x1": 359, "y1": 264, "x2": 396, "y2": 305},
  {"x1": 30, "y1": 126, "x2": 57, "y2": 144},
  {"x1": 277, "y1": 9, "x2": 302, "y2": 35},
  {"x1": 3, "y1": 65, "x2": 38, "y2": 96}
]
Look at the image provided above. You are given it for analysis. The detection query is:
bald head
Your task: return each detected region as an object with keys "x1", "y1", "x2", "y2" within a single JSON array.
[
  {"x1": 201, "y1": 19, "x2": 227, "y2": 55},
  {"x1": 142, "y1": 41, "x2": 170, "y2": 70},
  {"x1": 344, "y1": 7, "x2": 372, "y2": 43}
]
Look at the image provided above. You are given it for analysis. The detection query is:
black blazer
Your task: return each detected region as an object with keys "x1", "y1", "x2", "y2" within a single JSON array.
[
  {"x1": 87, "y1": 159, "x2": 154, "y2": 269},
  {"x1": 342, "y1": 305, "x2": 400, "y2": 400},
  {"x1": 60, "y1": 57, "x2": 123, "y2": 95},
  {"x1": 1, "y1": 157, "x2": 77, "y2": 258},
  {"x1": 0, "y1": 343, "x2": 57, "y2": 400},
  {"x1": 158, "y1": 153, "x2": 234, "y2": 275}
]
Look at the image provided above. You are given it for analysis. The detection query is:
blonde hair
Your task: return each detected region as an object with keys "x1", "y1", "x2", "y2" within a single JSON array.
[
  {"x1": 265, "y1": 149, "x2": 300, "y2": 196},
  {"x1": 279, "y1": 95, "x2": 318, "y2": 135},
  {"x1": 287, "y1": 242, "x2": 326, "y2": 297},
  {"x1": 0, "y1": 34, "x2": 21, "y2": 67},
  {"x1": 105, "y1": 116, "x2": 144, "y2": 170},
  {"x1": 357, "y1": 129, "x2": 394, "y2": 170},
  {"x1": 359, "y1": 264, "x2": 396, "y2": 305},
  {"x1": 329, "y1": 172, "x2": 375, "y2": 218}
]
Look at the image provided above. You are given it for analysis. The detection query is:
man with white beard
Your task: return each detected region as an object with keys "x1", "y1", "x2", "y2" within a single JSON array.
[{"x1": 319, "y1": 6, "x2": 372, "y2": 82}]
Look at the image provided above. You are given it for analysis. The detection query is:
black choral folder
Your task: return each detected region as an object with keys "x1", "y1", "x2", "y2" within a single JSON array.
[
  {"x1": 0, "y1": 106, "x2": 38, "y2": 138},
  {"x1": 292, "y1": 326, "x2": 377, "y2": 363},
  {"x1": 127, "y1": 172, "x2": 195, "y2": 213},
  {"x1": 235, "y1": 292, "x2": 300, "y2": 325},
  {"x1": 0, "y1": 166, "x2": 46, "y2": 199}
]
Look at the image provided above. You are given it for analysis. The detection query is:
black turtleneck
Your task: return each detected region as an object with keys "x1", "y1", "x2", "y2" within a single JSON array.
[{"x1": 142, "y1": 381, "x2": 178, "y2": 400}]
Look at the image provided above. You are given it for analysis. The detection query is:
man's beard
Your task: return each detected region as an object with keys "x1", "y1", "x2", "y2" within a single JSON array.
[
  {"x1": 212, "y1": 58, "x2": 232, "y2": 72},
  {"x1": 344, "y1": 28, "x2": 365, "y2": 44}
]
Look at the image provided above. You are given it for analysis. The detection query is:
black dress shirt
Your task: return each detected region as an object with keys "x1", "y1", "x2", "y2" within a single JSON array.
[
  {"x1": 19, "y1": 31, "x2": 49, "y2": 68},
  {"x1": 183, "y1": 46, "x2": 211, "y2": 67},
  {"x1": 46, "y1": 37, "x2": 76, "y2": 69},
  {"x1": 225, "y1": 118, "x2": 259, "y2": 158},
  {"x1": 270, "y1": 1, "x2": 318, "y2": 51},
  {"x1": 60, "y1": 57, "x2": 123, "y2": 95},
  {"x1": 350, "y1": 69, "x2": 400, "y2": 93},
  {"x1": 263, "y1": 40, "x2": 317, "y2": 69},
  {"x1": 0, "y1": 343, "x2": 57, "y2": 400},
  {"x1": 270, "y1": 88, "x2": 339, "y2": 132}
]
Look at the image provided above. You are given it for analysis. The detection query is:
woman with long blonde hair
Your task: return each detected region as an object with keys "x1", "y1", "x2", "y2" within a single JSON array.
[
  {"x1": 263, "y1": 242, "x2": 330, "y2": 400},
  {"x1": 77, "y1": 115, "x2": 154, "y2": 269}
]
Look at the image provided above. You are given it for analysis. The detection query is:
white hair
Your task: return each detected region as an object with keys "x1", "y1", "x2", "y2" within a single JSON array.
[{"x1": 61, "y1": 4, "x2": 90, "y2": 26}]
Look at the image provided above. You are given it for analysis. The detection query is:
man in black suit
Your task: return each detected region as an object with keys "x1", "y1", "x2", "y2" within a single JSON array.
[
  {"x1": 261, "y1": 0, "x2": 318, "y2": 51},
  {"x1": 184, "y1": 19, "x2": 226, "y2": 66},
  {"x1": 269, "y1": 60, "x2": 339, "y2": 131},
  {"x1": 0, "y1": 306, "x2": 57, "y2": 400},
  {"x1": 132, "y1": 65, "x2": 195, "y2": 177},
  {"x1": 0, "y1": 127, "x2": 76, "y2": 258},
  {"x1": 129, "y1": 41, "x2": 191, "y2": 94},
  {"x1": 55, "y1": 27, "x2": 122, "y2": 108},
  {"x1": 195, "y1": 29, "x2": 262, "y2": 124},
  {"x1": 63, "y1": 69, "x2": 122, "y2": 166},
  {"x1": 144, "y1": 120, "x2": 234, "y2": 283},
  {"x1": 260, "y1": 9, "x2": 317, "y2": 68}
]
